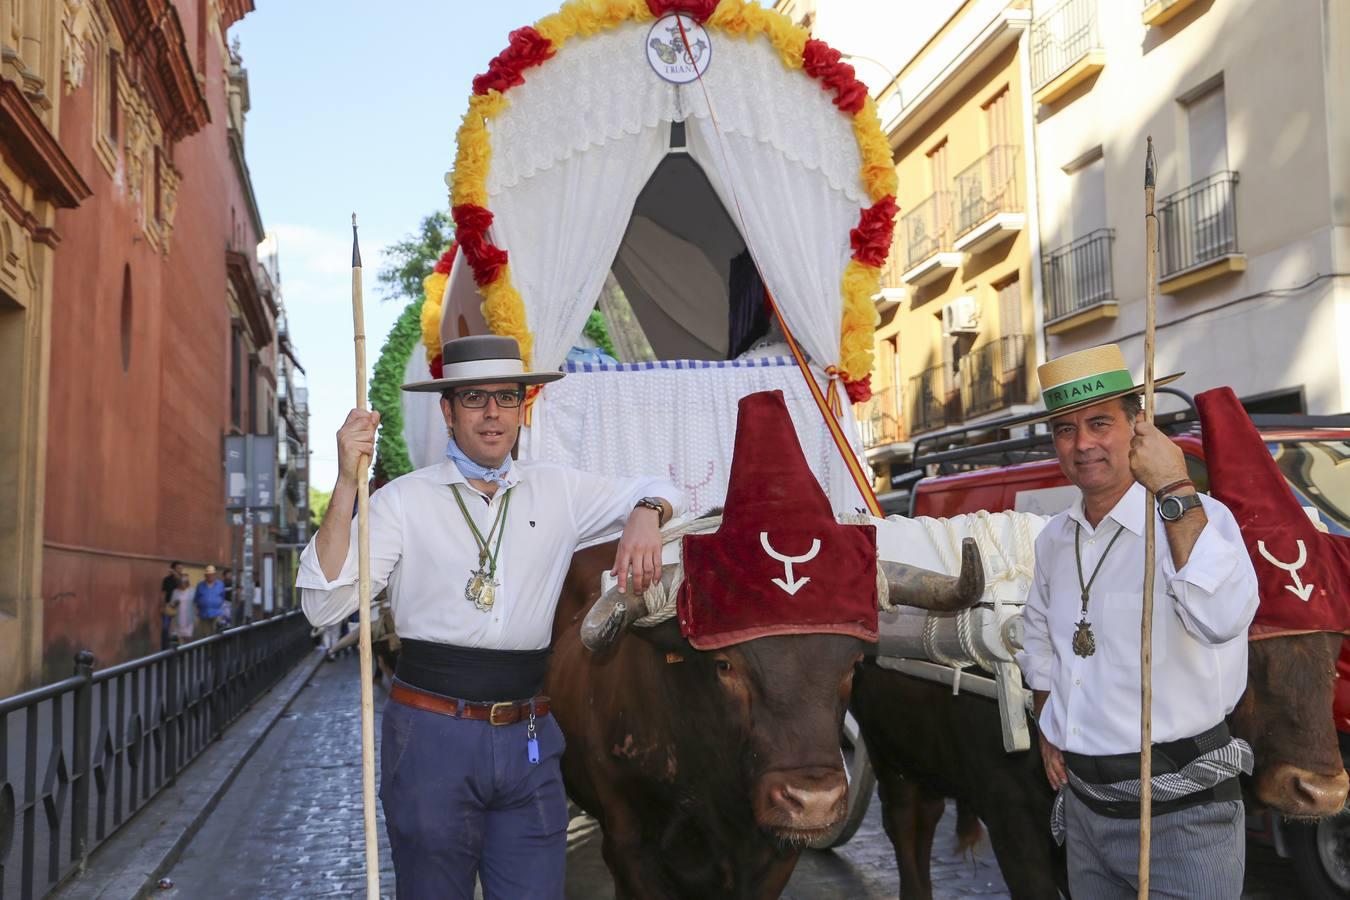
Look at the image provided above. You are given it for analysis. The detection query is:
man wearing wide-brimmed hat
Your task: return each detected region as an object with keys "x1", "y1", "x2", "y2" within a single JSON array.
[
  {"x1": 296, "y1": 335, "x2": 683, "y2": 899},
  {"x1": 1013, "y1": 344, "x2": 1258, "y2": 898}
]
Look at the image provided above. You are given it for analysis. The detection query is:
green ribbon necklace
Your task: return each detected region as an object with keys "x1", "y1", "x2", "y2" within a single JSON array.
[{"x1": 452, "y1": 484, "x2": 512, "y2": 612}]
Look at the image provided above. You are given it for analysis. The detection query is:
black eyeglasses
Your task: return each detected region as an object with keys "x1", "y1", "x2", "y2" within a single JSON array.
[{"x1": 452, "y1": 388, "x2": 525, "y2": 409}]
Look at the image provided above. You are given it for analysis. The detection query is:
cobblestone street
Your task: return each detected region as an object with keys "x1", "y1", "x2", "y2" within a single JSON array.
[{"x1": 158, "y1": 654, "x2": 1303, "y2": 898}]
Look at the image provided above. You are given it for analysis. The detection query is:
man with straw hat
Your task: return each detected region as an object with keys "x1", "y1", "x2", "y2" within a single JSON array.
[
  {"x1": 297, "y1": 334, "x2": 683, "y2": 898},
  {"x1": 1014, "y1": 344, "x2": 1258, "y2": 898}
]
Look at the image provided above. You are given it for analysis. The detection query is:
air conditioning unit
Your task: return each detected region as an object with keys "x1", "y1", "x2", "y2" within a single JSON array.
[{"x1": 941, "y1": 296, "x2": 980, "y2": 335}]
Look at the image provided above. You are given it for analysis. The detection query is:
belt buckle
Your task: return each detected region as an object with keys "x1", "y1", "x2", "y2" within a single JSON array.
[{"x1": 488, "y1": 702, "x2": 515, "y2": 726}]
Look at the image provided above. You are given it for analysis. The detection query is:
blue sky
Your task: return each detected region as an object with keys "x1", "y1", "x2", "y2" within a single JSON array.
[{"x1": 233, "y1": 0, "x2": 562, "y2": 488}]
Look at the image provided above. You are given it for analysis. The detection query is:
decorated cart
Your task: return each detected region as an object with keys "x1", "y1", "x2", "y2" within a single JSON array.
[{"x1": 371, "y1": 0, "x2": 1041, "y2": 848}]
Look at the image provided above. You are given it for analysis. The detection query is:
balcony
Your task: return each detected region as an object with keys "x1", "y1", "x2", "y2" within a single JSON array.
[
  {"x1": 1042, "y1": 228, "x2": 1118, "y2": 334},
  {"x1": 960, "y1": 334, "x2": 1029, "y2": 418},
  {"x1": 875, "y1": 245, "x2": 907, "y2": 311},
  {"x1": 908, "y1": 364, "x2": 960, "y2": 435},
  {"x1": 1031, "y1": 0, "x2": 1105, "y2": 107},
  {"x1": 1142, "y1": 0, "x2": 1203, "y2": 27},
  {"x1": 953, "y1": 145, "x2": 1025, "y2": 255},
  {"x1": 1158, "y1": 171, "x2": 1245, "y2": 293},
  {"x1": 900, "y1": 191, "x2": 963, "y2": 287},
  {"x1": 858, "y1": 386, "x2": 904, "y2": 453}
]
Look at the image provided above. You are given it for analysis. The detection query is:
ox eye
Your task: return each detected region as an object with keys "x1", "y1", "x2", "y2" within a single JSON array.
[{"x1": 715, "y1": 659, "x2": 732, "y2": 673}]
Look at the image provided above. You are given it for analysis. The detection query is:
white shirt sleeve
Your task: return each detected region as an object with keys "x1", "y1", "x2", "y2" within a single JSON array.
[
  {"x1": 1163, "y1": 495, "x2": 1259, "y2": 645},
  {"x1": 563, "y1": 469, "x2": 687, "y2": 545},
  {"x1": 296, "y1": 483, "x2": 404, "y2": 628},
  {"x1": 1016, "y1": 529, "x2": 1055, "y2": 693}
]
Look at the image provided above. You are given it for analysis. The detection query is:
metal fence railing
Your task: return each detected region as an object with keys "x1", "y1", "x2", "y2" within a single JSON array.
[
  {"x1": 1158, "y1": 171, "x2": 1240, "y2": 279},
  {"x1": 961, "y1": 334, "x2": 1029, "y2": 417},
  {"x1": 901, "y1": 191, "x2": 955, "y2": 271},
  {"x1": 857, "y1": 385, "x2": 903, "y2": 450},
  {"x1": 0, "y1": 611, "x2": 313, "y2": 899},
  {"x1": 1031, "y1": 0, "x2": 1101, "y2": 90},
  {"x1": 1042, "y1": 228, "x2": 1115, "y2": 324},
  {"x1": 909, "y1": 364, "x2": 958, "y2": 435},
  {"x1": 954, "y1": 145, "x2": 1023, "y2": 238}
]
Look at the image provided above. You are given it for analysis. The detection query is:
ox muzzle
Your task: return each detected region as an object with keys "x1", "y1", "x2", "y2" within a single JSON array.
[{"x1": 580, "y1": 539, "x2": 985, "y2": 654}]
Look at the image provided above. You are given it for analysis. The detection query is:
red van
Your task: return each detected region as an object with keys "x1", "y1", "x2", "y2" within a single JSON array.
[{"x1": 905, "y1": 396, "x2": 1350, "y2": 898}]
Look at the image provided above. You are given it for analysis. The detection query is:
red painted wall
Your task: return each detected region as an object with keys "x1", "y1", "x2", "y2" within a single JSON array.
[{"x1": 43, "y1": 6, "x2": 266, "y2": 681}]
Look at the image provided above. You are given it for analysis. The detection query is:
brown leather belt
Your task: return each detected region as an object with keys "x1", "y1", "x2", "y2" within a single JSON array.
[{"x1": 390, "y1": 681, "x2": 549, "y2": 726}]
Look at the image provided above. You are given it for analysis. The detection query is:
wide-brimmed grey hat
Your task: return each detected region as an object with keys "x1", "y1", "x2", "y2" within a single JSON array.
[{"x1": 400, "y1": 335, "x2": 565, "y2": 393}]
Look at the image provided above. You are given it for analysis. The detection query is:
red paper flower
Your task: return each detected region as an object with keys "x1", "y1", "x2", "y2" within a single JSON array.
[
  {"x1": 850, "y1": 197, "x2": 899, "y2": 267},
  {"x1": 801, "y1": 39, "x2": 868, "y2": 114},
  {"x1": 433, "y1": 244, "x2": 458, "y2": 275},
  {"x1": 452, "y1": 204, "x2": 494, "y2": 241},
  {"x1": 429, "y1": 353, "x2": 444, "y2": 378},
  {"x1": 472, "y1": 27, "x2": 556, "y2": 96},
  {"x1": 844, "y1": 374, "x2": 872, "y2": 405},
  {"x1": 647, "y1": 0, "x2": 719, "y2": 23}
]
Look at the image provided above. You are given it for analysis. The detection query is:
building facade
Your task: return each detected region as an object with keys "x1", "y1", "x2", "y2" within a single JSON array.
[
  {"x1": 1029, "y1": 0, "x2": 1350, "y2": 416},
  {"x1": 0, "y1": 0, "x2": 295, "y2": 694},
  {"x1": 783, "y1": 0, "x2": 1046, "y2": 510}
]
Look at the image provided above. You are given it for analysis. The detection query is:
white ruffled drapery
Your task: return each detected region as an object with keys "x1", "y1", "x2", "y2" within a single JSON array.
[{"x1": 424, "y1": 19, "x2": 874, "y2": 510}]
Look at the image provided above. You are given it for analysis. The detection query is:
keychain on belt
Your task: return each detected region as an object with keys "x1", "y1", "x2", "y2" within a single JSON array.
[{"x1": 526, "y1": 706, "x2": 540, "y2": 765}]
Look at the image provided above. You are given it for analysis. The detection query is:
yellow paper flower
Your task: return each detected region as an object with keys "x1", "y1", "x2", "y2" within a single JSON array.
[
  {"x1": 853, "y1": 97, "x2": 898, "y2": 202},
  {"x1": 421, "y1": 271, "x2": 448, "y2": 363},
  {"x1": 481, "y1": 266, "x2": 534, "y2": 367},
  {"x1": 535, "y1": 0, "x2": 652, "y2": 49},
  {"x1": 838, "y1": 260, "x2": 881, "y2": 382}
]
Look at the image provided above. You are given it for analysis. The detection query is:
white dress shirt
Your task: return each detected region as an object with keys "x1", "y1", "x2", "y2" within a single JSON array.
[
  {"x1": 1016, "y1": 482, "x2": 1258, "y2": 755},
  {"x1": 296, "y1": 459, "x2": 684, "y2": 650}
]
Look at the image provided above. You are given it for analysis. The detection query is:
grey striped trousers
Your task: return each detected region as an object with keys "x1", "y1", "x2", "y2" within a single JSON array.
[{"x1": 1062, "y1": 788, "x2": 1245, "y2": 899}]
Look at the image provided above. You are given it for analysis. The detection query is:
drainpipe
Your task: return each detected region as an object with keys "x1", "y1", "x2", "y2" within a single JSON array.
[{"x1": 1018, "y1": 26, "x2": 1048, "y2": 377}]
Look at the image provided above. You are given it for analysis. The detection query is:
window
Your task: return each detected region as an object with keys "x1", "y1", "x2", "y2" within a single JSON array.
[
  {"x1": 120, "y1": 264, "x2": 132, "y2": 373},
  {"x1": 927, "y1": 139, "x2": 949, "y2": 195},
  {"x1": 230, "y1": 326, "x2": 243, "y2": 428},
  {"x1": 1067, "y1": 151, "x2": 1106, "y2": 240},
  {"x1": 247, "y1": 355, "x2": 259, "y2": 432},
  {"x1": 983, "y1": 86, "x2": 1012, "y2": 148},
  {"x1": 107, "y1": 49, "x2": 120, "y2": 142},
  {"x1": 1186, "y1": 82, "x2": 1228, "y2": 183},
  {"x1": 997, "y1": 277, "x2": 1021, "y2": 337}
]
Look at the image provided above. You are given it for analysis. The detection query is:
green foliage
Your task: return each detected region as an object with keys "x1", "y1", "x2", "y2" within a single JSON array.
[
  {"x1": 583, "y1": 310, "x2": 618, "y2": 359},
  {"x1": 370, "y1": 298, "x2": 425, "y2": 482},
  {"x1": 309, "y1": 486, "x2": 332, "y2": 529},
  {"x1": 377, "y1": 210, "x2": 453, "y2": 302}
]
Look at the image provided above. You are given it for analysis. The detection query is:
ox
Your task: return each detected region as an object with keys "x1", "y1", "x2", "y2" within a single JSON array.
[{"x1": 545, "y1": 533, "x2": 985, "y2": 899}]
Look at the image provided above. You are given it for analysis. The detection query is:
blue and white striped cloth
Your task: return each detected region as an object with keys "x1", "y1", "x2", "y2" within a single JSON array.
[
  {"x1": 1051, "y1": 737, "x2": 1253, "y2": 844},
  {"x1": 562, "y1": 356, "x2": 795, "y2": 374}
]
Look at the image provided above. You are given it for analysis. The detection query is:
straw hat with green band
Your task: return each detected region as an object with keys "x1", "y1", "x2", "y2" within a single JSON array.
[{"x1": 1028, "y1": 344, "x2": 1183, "y2": 423}]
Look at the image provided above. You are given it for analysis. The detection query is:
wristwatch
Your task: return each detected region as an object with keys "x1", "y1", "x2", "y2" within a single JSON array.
[
  {"x1": 634, "y1": 497, "x2": 666, "y2": 527},
  {"x1": 1158, "y1": 491, "x2": 1202, "y2": 522}
]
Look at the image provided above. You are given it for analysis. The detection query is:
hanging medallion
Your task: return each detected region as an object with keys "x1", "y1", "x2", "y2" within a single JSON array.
[{"x1": 1072, "y1": 618, "x2": 1096, "y2": 658}]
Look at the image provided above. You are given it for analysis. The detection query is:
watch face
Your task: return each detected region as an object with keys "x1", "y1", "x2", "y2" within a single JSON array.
[{"x1": 1160, "y1": 496, "x2": 1182, "y2": 521}]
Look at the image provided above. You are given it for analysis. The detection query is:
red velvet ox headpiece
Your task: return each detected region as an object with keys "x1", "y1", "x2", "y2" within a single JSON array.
[
  {"x1": 1197, "y1": 386, "x2": 1350, "y2": 638},
  {"x1": 677, "y1": 390, "x2": 879, "y2": 650}
]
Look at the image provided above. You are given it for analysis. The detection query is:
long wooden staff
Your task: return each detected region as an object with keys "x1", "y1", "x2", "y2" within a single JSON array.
[
  {"x1": 1138, "y1": 137, "x2": 1159, "y2": 898},
  {"x1": 350, "y1": 214, "x2": 380, "y2": 898}
]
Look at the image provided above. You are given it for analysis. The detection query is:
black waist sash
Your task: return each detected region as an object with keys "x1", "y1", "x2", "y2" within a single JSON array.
[
  {"x1": 1064, "y1": 721, "x2": 1241, "y2": 818},
  {"x1": 395, "y1": 639, "x2": 551, "y2": 702}
]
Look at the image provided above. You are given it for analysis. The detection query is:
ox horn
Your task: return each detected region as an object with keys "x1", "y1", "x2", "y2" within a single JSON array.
[
  {"x1": 580, "y1": 564, "x2": 680, "y2": 653},
  {"x1": 879, "y1": 538, "x2": 985, "y2": 612}
]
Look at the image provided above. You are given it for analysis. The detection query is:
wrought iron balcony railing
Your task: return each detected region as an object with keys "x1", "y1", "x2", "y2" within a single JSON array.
[
  {"x1": 1031, "y1": 0, "x2": 1101, "y2": 90},
  {"x1": 960, "y1": 334, "x2": 1029, "y2": 418},
  {"x1": 1158, "y1": 171, "x2": 1240, "y2": 278},
  {"x1": 908, "y1": 364, "x2": 959, "y2": 435},
  {"x1": 954, "y1": 145, "x2": 1023, "y2": 237},
  {"x1": 857, "y1": 385, "x2": 903, "y2": 450},
  {"x1": 1042, "y1": 228, "x2": 1115, "y2": 323},
  {"x1": 901, "y1": 191, "x2": 955, "y2": 270}
]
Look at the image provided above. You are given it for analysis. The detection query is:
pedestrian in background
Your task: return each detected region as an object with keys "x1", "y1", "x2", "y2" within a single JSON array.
[
  {"x1": 161, "y1": 561, "x2": 183, "y2": 617},
  {"x1": 171, "y1": 573, "x2": 195, "y2": 643},
  {"x1": 193, "y1": 565, "x2": 228, "y2": 638},
  {"x1": 221, "y1": 567, "x2": 236, "y2": 624}
]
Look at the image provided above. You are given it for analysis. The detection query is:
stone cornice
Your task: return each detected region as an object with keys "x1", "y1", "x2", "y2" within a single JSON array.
[
  {"x1": 226, "y1": 249, "x2": 272, "y2": 348},
  {"x1": 107, "y1": 0, "x2": 210, "y2": 141},
  {"x1": 0, "y1": 80, "x2": 92, "y2": 208},
  {"x1": 218, "y1": 0, "x2": 255, "y2": 31}
]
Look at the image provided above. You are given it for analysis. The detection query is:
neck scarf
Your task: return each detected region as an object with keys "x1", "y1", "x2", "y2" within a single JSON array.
[{"x1": 445, "y1": 436, "x2": 513, "y2": 488}]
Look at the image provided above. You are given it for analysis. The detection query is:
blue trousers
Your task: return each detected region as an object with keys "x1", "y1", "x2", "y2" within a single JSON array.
[{"x1": 380, "y1": 690, "x2": 568, "y2": 899}]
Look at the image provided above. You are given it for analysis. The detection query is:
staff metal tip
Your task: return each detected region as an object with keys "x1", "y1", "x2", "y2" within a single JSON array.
[
  {"x1": 1145, "y1": 136, "x2": 1156, "y2": 189},
  {"x1": 351, "y1": 215, "x2": 362, "y2": 269}
]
